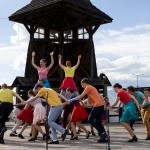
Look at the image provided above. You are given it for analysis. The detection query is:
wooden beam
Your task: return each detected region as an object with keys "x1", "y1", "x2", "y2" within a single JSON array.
[
  {"x1": 23, "y1": 24, "x2": 38, "y2": 35},
  {"x1": 91, "y1": 25, "x2": 100, "y2": 35},
  {"x1": 24, "y1": 24, "x2": 31, "y2": 34}
]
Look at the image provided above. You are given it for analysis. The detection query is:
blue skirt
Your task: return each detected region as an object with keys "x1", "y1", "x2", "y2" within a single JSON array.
[
  {"x1": 41, "y1": 78, "x2": 50, "y2": 88},
  {"x1": 120, "y1": 100, "x2": 139, "y2": 122}
]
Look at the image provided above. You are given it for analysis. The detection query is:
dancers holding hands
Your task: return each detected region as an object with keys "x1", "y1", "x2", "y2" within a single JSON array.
[
  {"x1": 5, "y1": 51, "x2": 148, "y2": 146},
  {"x1": 23, "y1": 84, "x2": 69, "y2": 144},
  {"x1": 65, "y1": 78, "x2": 108, "y2": 143}
]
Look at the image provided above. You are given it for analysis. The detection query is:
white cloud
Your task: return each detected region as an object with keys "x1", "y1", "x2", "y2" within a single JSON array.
[
  {"x1": 0, "y1": 23, "x2": 150, "y2": 88},
  {"x1": 0, "y1": 23, "x2": 29, "y2": 84},
  {"x1": 10, "y1": 23, "x2": 29, "y2": 45},
  {"x1": 0, "y1": 43, "x2": 6, "y2": 47},
  {"x1": 14, "y1": 52, "x2": 27, "y2": 71},
  {"x1": 94, "y1": 24, "x2": 150, "y2": 57},
  {"x1": 94, "y1": 24, "x2": 150, "y2": 87}
]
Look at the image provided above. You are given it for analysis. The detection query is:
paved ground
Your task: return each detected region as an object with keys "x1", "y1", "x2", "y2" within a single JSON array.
[{"x1": 1, "y1": 122, "x2": 150, "y2": 150}]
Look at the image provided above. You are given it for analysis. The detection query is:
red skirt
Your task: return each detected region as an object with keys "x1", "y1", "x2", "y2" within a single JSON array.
[
  {"x1": 71, "y1": 104, "x2": 89, "y2": 123},
  {"x1": 60, "y1": 77, "x2": 77, "y2": 91},
  {"x1": 17, "y1": 105, "x2": 33, "y2": 123}
]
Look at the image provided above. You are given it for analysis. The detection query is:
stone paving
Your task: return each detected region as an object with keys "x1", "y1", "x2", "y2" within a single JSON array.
[{"x1": 0, "y1": 122, "x2": 150, "y2": 150}]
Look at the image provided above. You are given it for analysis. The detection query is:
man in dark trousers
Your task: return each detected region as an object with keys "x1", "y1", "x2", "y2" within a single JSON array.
[
  {"x1": 69, "y1": 78, "x2": 107, "y2": 143},
  {"x1": 0, "y1": 83, "x2": 23, "y2": 144}
]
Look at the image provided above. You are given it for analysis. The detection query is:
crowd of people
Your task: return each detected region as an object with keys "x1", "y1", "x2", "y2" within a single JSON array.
[{"x1": 0, "y1": 52, "x2": 150, "y2": 146}]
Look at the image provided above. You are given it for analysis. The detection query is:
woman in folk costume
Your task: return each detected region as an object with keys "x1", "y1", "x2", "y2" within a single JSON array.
[
  {"x1": 32, "y1": 51, "x2": 54, "y2": 88},
  {"x1": 58, "y1": 54, "x2": 81, "y2": 97}
]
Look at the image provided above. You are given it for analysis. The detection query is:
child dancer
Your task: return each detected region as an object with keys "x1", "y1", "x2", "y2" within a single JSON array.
[{"x1": 66, "y1": 88, "x2": 90, "y2": 140}]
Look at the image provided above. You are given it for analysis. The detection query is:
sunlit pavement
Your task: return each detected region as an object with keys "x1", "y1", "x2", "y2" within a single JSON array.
[{"x1": 1, "y1": 122, "x2": 149, "y2": 150}]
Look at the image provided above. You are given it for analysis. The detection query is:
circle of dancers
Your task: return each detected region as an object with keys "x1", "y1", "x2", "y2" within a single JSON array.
[{"x1": 0, "y1": 52, "x2": 150, "y2": 145}]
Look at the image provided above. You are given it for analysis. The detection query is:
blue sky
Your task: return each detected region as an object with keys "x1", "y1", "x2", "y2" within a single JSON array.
[
  {"x1": 93, "y1": 0, "x2": 150, "y2": 29},
  {"x1": 1, "y1": 0, "x2": 150, "y2": 43},
  {"x1": 0, "y1": 0, "x2": 150, "y2": 89}
]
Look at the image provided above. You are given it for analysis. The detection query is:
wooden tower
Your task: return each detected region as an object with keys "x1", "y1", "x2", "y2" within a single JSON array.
[{"x1": 9, "y1": 0, "x2": 112, "y2": 99}]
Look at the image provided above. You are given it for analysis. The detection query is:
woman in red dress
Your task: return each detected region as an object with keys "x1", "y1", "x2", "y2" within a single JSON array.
[
  {"x1": 66, "y1": 88, "x2": 90, "y2": 140},
  {"x1": 17, "y1": 105, "x2": 33, "y2": 123},
  {"x1": 16, "y1": 103, "x2": 33, "y2": 139},
  {"x1": 58, "y1": 54, "x2": 81, "y2": 97}
]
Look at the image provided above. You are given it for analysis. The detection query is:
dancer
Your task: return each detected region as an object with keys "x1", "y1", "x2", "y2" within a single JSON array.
[
  {"x1": 83, "y1": 98, "x2": 96, "y2": 136},
  {"x1": 0, "y1": 83, "x2": 24, "y2": 144},
  {"x1": 10, "y1": 96, "x2": 25, "y2": 137},
  {"x1": 58, "y1": 54, "x2": 81, "y2": 97},
  {"x1": 127, "y1": 86, "x2": 147, "y2": 130},
  {"x1": 23, "y1": 90, "x2": 46, "y2": 141},
  {"x1": 10, "y1": 107, "x2": 24, "y2": 137},
  {"x1": 23, "y1": 84, "x2": 69, "y2": 144},
  {"x1": 142, "y1": 88, "x2": 150, "y2": 140},
  {"x1": 127, "y1": 86, "x2": 146, "y2": 107},
  {"x1": 102, "y1": 97, "x2": 110, "y2": 126},
  {"x1": 69, "y1": 78, "x2": 108, "y2": 143},
  {"x1": 16, "y1": 101, "x2": 34, "y2": 139},
  {"x1": 65, "y1": 88, "x2": 90, "y2": 140},
  {"x1": 32, "y1": 51, "x2": 54, "y2": 88},
  {"x1": 62, "y1": 96, "x2": 74, "y2": 129},
  {"x1": 109, "y1": 83, "x2": 140, "y2": 142}
]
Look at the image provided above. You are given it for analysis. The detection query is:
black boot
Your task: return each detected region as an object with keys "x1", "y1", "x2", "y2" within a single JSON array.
[
  {"x1": 0, "y1": 138, "x2": 4, "y2": 144},
  {"x1": 0, "y1": 127, "x2": 7, "y2": 139},
  {"x1": 61, "y1": 130, "x2": 68, "y2": 141},
  {"x1": 0, "y1": 124, "x2": 3, "y2": 133},
  {"x1": 0, "y1": 134, "x2": 5, "y2": 144},
  {"x1": 48, "y1": 140, "x2": 59, "y2": 144},
  {"x1": 145, "y1": 136, "x2": 150, "y2": 140},
  {"x1": 98, "y1": 132, "x2": 108, "y2": 143},
  {"x1": 128, "y1": 135, "x2": 138, "y2": 142}
]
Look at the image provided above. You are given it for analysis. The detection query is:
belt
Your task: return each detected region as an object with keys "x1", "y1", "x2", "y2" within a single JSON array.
[{"x1": 51, "y1": 105, "x2": 62, "y2": 108}]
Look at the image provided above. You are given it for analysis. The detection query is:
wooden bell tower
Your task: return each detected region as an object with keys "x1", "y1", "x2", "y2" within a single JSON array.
[{"x1": 9, "y1": 0, "x2": 112, "y2": 98}]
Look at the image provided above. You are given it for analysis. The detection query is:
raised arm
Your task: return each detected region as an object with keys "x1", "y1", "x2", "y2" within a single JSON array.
[
  {"x1": 32, "y1": 51, "x2": 39, "y2": 69},
  {"x1": 74, "y1": 54, "x2": 81, "y2": 69},
  {"x1": 58, "y1": 54, "x2": 65, "y2": 69},
  {"x1": 47, "y1": 51, "x2": 54, "y2": 70}
]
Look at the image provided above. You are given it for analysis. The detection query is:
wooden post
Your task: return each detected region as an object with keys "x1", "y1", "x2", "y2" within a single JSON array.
[
  {"x1": 59, "y1": 3, "x2": 65, "y2": 81},
  {"x1": 24, "y1": 24, "x2": 38, "y2": 78},
  {"x1": 73, "y1": 28, "x2": 78, "y2": 41}
]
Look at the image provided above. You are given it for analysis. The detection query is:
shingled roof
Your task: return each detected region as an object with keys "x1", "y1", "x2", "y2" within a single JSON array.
[
  {"x1": 9, "y1": 0, "x2": 112, "y2": 30},
  {"x1": 10, "y1": 0, "x2": 111, "y2": 18}
]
